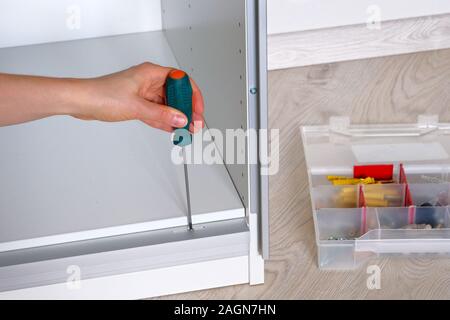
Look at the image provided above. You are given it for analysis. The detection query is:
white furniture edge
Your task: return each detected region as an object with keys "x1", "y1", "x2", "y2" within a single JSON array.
[
  {"x1": 0, "y1": 256, "x2": 252, "y2": 300},
  {"x1": 0, "y1": 208, "x2": 244, "y2": 253},
  {"x1": 268, "y1": 14, "x2": 450, "y2": 70},
  {"x1": 0, "y1": 214, "x2": 265, "y2": 299}
]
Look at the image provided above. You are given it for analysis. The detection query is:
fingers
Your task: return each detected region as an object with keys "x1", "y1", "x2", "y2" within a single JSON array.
[
  {"x1": 149, "y1": 94, "x2": 165, "y2": 105},
  {"x1": 187, "y1": 77, "x2": 205, "y2": 133},
  {"x1": 138, "y1": 100, "x2": 204, "y2": 134},
  {"x1": 135, "y1": 63, "x2": 204, "y2": 115},
  {"x1": 134, "y1": 62, "x2": 173, "y2": 81},
  {"x1": 141, "y1": 119, "x2": 175, "y2": 133},
  {"x1": 189, "y1": 78, "x2": 204, "y2": 114},
  {"x1": 133, "y1": 63, "x2": 205, "y2": 135},
  {"x1": 190, "y1": 112, "x2": 204, "y2": 133},
  {"x1": 136, "y1": 98, "x2": 187, "y2": 129},
  {"x1": 140, "y1": 110, "x2": 201, "y2": 134},
  {"x1": 72, "y1": 114, "x2": 95, "y2": 121}
]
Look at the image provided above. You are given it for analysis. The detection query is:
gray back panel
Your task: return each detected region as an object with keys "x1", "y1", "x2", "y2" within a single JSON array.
[{"x1": 162, "y1": 0, "x2": 249, "y2": 207}]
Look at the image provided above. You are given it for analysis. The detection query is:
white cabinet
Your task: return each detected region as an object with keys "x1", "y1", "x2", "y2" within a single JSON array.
[{"x1": 0, "y1": 0, "x2": 268, "y2": 299}]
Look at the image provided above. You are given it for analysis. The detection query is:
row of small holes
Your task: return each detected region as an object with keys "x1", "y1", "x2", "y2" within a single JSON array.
[
  {"x1": 239, "y1": 20, "x2": 245, "y2": 186},
  {"x1": 188, "y1": 3, "x2": 193, "y2": 73}
]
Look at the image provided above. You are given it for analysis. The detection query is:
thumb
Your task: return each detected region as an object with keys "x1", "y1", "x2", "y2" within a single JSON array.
[{"x1": 136, "y1": 98, "x2": 188, "y2": 128}]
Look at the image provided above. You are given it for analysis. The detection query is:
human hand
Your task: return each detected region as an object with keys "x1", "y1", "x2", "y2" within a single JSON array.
[{"x1": 72, "y1": 62, "x2": 204, "y2": 133}]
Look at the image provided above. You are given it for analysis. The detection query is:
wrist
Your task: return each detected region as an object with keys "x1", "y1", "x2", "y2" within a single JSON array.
[{"x1": 59, "y1": 78, "x2": 98, "y2": 119}]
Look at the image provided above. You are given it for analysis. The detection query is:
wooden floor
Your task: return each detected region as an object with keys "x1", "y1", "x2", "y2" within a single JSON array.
[{"x1": 162, "y1": 48, "x2": 450, "y2": 300}]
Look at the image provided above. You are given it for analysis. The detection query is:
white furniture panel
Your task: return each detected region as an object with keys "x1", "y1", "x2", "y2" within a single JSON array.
[
  {"x1": 0, "y1": 31, "x2": 243, "y2": 252},
  {"x1": 0, "y1": 0, "x2": 268, "y2": 298},
  {"x1": 0, "y1": 256, "x2": 249, "y2": 300},
  {"x1": 0, "y1": 0, "x2": 162, "y2": 48}
]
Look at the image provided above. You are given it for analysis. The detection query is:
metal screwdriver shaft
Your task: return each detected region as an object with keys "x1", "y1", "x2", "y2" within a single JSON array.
[{"x1": 183, "y1": 148, "x2": 193, "y2": 230}]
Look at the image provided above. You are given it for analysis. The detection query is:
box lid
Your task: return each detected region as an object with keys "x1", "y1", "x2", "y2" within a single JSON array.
[{"x1": 301, "y1": 115, "x2": 450, "y2": 175}]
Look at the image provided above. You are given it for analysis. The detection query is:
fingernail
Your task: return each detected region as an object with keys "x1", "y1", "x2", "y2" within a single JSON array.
[
  {"x1": 172, "y1": 114, "x2": 187, "y2": 127},
  {"x1": 193, "y1": 120, "x2": 203, "y2": 129}
]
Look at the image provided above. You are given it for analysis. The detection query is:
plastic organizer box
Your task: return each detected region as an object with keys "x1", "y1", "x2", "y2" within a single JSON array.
[{"x1": 301, "y1": 116, "x2": 450, "y2": 269}]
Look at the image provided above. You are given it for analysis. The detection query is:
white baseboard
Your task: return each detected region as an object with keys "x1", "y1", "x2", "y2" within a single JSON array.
[
  {"x1": 267, "y1": 0, "x2": 450, "y2": 35},
  {"x1": 269, "y1": 14, "x2": 450, "y2": 70}
]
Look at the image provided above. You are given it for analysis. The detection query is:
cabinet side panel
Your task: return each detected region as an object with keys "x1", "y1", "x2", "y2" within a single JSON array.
[{"x1": 162, "y1": 0, "x2": 249, "y2": 209}]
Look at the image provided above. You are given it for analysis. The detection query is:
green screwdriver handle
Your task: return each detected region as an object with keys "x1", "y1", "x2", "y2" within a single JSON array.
[{"x1": 165, "y1": 69, "x2": 193, "y2": 146}]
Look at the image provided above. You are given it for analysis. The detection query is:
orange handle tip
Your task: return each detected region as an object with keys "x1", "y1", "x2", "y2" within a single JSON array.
[{"x1": 169, "y1": 69, "x2": 186, "y2": 80}]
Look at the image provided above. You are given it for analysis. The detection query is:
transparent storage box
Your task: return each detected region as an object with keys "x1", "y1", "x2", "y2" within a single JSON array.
[{"x1": 301, "y1": 116, "x2": 450, "y2": 269}]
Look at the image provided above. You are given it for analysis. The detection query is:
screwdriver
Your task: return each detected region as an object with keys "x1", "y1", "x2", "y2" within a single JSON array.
[{"x1": 165, "y1": 69, "x2": 193, "y2": 230}]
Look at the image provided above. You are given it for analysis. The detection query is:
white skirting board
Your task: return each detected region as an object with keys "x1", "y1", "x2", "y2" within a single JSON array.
[
  {"x1": 0, "y1": 256, "x2": 252, "y2": 300},
  {"x1": 268, "y1": 14, "x2": 450, "y2": 70},
  {"x1": 267, "y1": 0, "x2": 450, "y2": 35},
  {"x1": 0, "y1": 31, "x2": 244, "y2": 252}
]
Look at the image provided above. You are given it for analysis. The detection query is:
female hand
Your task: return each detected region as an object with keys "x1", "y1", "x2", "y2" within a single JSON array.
[
  {"x1": 0, "y1": 62, "x2": 205, "y2": 133},
  {"x1": 73, "y1": 62, "x2": 205, "y2": 133}
]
